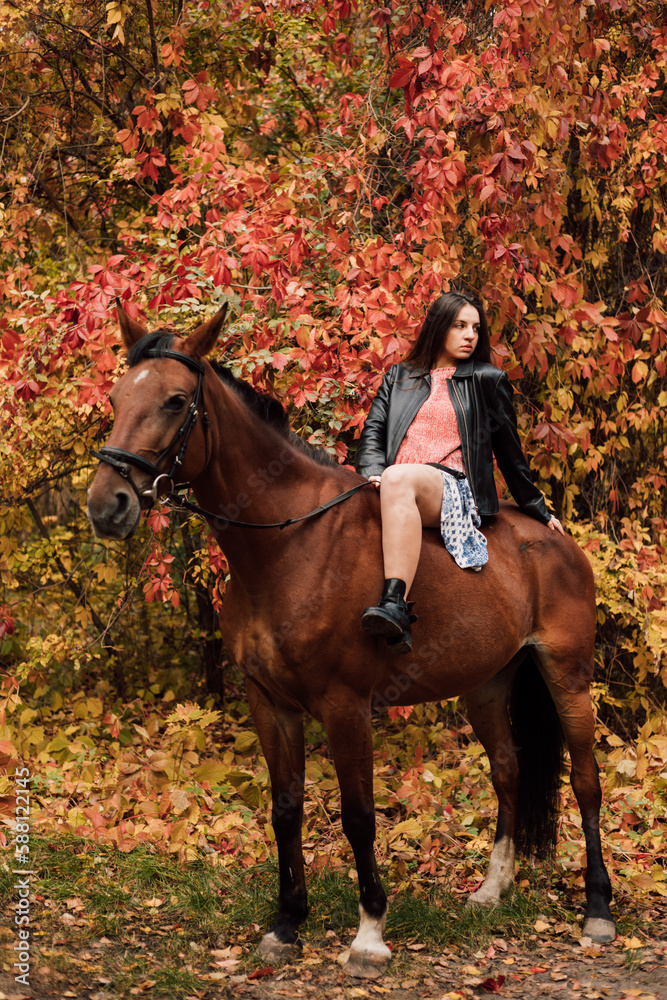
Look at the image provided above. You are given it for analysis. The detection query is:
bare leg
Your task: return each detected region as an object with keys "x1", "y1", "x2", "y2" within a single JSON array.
[{"x1": 379, "y1": 464, "x2": 443, "y2": 596}]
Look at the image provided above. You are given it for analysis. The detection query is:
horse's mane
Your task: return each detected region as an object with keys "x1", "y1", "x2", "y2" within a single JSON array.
[{"x1": 127, "y1": 332, "x2": 336, "y2": 467}]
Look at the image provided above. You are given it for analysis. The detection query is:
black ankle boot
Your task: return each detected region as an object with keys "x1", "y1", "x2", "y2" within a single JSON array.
[{"x1": 361, "y1": 579, "x2": 417, "y2": 654}]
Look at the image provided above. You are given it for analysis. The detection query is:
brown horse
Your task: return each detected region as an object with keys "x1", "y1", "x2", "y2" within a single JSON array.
[{"x1": 87, "y1": 307, "x2": 615, "y2": 978}]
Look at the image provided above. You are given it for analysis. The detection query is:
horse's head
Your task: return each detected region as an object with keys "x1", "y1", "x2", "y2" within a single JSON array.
[{"x1": 86, "y1": 302, "x2": 227, "y2": 539}]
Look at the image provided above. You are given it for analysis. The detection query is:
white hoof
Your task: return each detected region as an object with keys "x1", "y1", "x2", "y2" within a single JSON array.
[
  {"x1": 345, "y1": 905, "x2": 391, "y2": 978},
  {"x1": 466, "y1": 836, "x2": 515, "y2": 910},
  {"x1": 344, "y1": 947, "x2": 391, "y2": 979},
  {"x1": 466, "y1": 886, "x2": 500, "y2": 909},
  {"x1": 582, "y1": 917, "x2": 616, "y2": 943},
  {"x1": 255, "y1": 930, "x2": 301, "y2": 963}
]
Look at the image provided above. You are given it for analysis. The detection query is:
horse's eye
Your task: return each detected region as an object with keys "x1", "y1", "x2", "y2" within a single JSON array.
[{"x1": 164, "y1": 395, "x2": 186, "y2": 412}]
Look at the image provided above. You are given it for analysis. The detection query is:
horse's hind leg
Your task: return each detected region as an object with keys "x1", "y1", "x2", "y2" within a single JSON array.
[
  {"x1": 321, "y1": 695, "x2": 390, "y2": 979},
  {"x1": 247, "y1": 679, "x2": 308, "y2": 962},
  {"x1": 537, "y1": 652, "x2": 615, "y2": 943},
  {"x1": 464, "y1": 659, "x2": 521, "y2": 907}
]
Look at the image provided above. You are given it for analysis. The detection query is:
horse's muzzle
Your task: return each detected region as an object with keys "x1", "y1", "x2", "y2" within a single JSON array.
[{"x1": 86, "y1": 486, "x2": 142, "y2": 540}]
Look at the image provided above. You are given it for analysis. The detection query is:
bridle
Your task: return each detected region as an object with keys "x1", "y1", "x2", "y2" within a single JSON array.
[
  {"x1": 91, "y1": 346, "x2": 374, "y2": 530},
  {"x1": 92, "y1": 349, "x2": 207, "y2": 508}
]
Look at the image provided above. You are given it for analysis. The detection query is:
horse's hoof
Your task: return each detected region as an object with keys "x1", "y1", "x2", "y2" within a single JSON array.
[
  {"x1": 582, "y1": 917, "x2": 616, "y2": 943},
  {"x1": 466, "y1": 888, "x2": 499, "y2": 909},
  {"x1": 343, "y1": 947, "x2": 391, "y2": 979},
  {"x1": 255, "y1": 931, "x2": 301, "y2": 963}
]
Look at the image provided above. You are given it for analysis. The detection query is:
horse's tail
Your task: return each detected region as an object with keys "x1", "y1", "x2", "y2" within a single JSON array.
[{"x1": 510, "y1": 654, "x2": 565, "y2": 858}]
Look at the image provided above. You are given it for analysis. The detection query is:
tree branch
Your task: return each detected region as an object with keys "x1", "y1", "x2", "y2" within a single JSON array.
[
  {"x1": 145, "y1": 0, "x2": 161, "y2": 84},
  {"x1": 2, "y1": 96, "x2": 30, "y2": 122},
  {"x1": 31, "y1": 170, "x2": 92, "y2": 246},
  {"x1": 25, "y1": 498, "x2": 107, "y2": 635}
]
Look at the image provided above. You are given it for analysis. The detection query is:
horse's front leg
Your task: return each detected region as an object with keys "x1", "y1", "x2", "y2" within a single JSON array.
[
  {"x1": 247, "y1": 678, "x2": 308, "y2": 961},
  {"x1": 322, "y1": 695, "x2": 390, "y2": 979}
]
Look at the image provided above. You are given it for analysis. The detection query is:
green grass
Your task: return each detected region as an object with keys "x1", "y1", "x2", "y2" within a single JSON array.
[
  {"x1": 5, "y1": 835, "x2": 589, "y2": 948},
  {"x1": 0, "y1": 859, "x2": 14, "y2": 903},
  {"x1": 152, "y1": 967, "x2": 206, "y2": 996},
  {"x1": 0, "y1": 833, "x2": 649, "y2": 999}
]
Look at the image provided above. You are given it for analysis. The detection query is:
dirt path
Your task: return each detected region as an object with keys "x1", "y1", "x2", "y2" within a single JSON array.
[
  {"x1": 208, "y1": 932, "x2": 667, "y2": 1000},
  {"x1": 2, "y1": 926, "x2": 666, "y2": 1000}
]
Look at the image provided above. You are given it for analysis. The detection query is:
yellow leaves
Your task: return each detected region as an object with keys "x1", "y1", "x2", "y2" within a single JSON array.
[
  {"x1": 649, "y1": 864, "x2": 667, "y2": 887},
  {"x1": 168, "y1": 817, "x2": 194, "y2": 849},
  {"x1": 194, "y1": 760, "x2": 231, "y2": 786},
  {"x1": 295, "y1": 324, "x2": 315, "y2": 350},
  {"x1": 70, "y1": 696, "x2": 103, "y2": 721},
  {"x1": 155, "y1": 92, "x2": 182, "y2": 115},
  {"x1": 627, "y1": 870, "x2": 667, "y2": 897},
  {"x1": 72, "y1": 700, "x2": 89, "y2": 720},
  {"x1": 170, "y1": 788, "x2": 191, "y2": 813},
  {"x1": 545, "y1": 117, "x2": 559, "y2": 141},
  {"x1": 585, "y1": 249, "x2": 608, "y2": 267},
  {"x1": 105, "y1": 1, "x2": 129, "y2": 43},
  {"x1": 45, "y1": 733, "x2": 72, "y2": 759},
  {"x1": 118, "y1": 752, "x2": 143, "y2": 775},
  {"x1": 166, "y1": 703, "x2": 221, "y2": 729},
  {"x1": 93, "y1": 562, "x2": 118, "y2": 584},
  {"x1": 19, "y1": 707, "x2": 37, "y2": 726},
  {"x1": 388, "y1": 818, "x2": 422, "y2": 843},
  {"x1": 607, "y1": 734, "x2": 625, "y2": 747},
  {"x1": 421, "y1": 767, "x2": 442, "y2": 789},
  {"x1": 146, "y1": 750, "x2": 172, "y2": 773},
  {"x1": 646, "y1": 736, "x2": 667, "y2": 761},
  {"x1": 615, "y1": 759, "x2": 636, "y2": 778},
  {"x1": 234, "y1": 730, "x2": 259, "y2": 753},
  {"x1": 105, "y1": 1, "x2": 124, "y2": 24}
]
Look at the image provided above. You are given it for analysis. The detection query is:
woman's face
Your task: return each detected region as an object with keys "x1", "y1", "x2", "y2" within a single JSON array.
[{"x1": 438, "y1": 304, "x2": 480, "y2": 366}]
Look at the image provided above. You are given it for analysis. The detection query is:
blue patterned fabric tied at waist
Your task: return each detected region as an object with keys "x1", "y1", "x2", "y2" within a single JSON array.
[{"x1": 433, "y1": 467, "x2": 489, "y2": 571}]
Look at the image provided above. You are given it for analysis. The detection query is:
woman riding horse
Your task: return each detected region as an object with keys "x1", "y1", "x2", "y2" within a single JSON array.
[
  {"x1": 87, "y1": 301, "x2": 615, "y2": 974},
  {"x1": 357, "y1": 290, "x2": 564, "y2": 653}
]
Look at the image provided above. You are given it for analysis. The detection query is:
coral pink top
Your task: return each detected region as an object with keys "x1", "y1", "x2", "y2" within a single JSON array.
[{"x1": 394, "y1": 367, "x2": 465, "y2": 472}]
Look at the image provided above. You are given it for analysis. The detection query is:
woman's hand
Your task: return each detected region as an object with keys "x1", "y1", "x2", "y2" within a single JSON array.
[
  {"x1": 547, "y1": 515, "x2": 565, "y2": 535},
  {"x1": 369, "y1": 475, "x2": 382, "y2": 490}
]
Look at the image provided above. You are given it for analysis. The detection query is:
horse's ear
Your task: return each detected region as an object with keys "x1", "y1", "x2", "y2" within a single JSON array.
[
  {"x1": 117, "y1": 300, "x2": 148, "y2": 351},
  {"x1": 185, "y1": 304, "x2": 229, "y2": 359}
]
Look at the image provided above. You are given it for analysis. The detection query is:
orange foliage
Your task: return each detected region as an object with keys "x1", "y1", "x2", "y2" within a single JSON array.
[{"x1": 0, "y1": 0, "x2": 665, "y2": 861}]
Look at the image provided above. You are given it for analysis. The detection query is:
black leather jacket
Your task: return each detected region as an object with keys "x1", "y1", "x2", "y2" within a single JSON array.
[{"x1": 355, "y1": 359, "x2": 550, "y2": 524}]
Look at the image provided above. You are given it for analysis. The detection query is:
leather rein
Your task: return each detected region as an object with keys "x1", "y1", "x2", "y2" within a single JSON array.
[{"x1": 92, "y1": 348, "x2": 372, "y2": 530}]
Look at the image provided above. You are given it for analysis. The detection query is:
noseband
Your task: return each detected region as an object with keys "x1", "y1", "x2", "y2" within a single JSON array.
[{"x1": 92, "y1": 349, "x2": 207, "y2": 508}]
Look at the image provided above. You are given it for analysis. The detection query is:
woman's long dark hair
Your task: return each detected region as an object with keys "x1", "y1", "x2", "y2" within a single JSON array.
[{"x1": 404, "y1": 291, "x2": 491, "y2": 371}]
